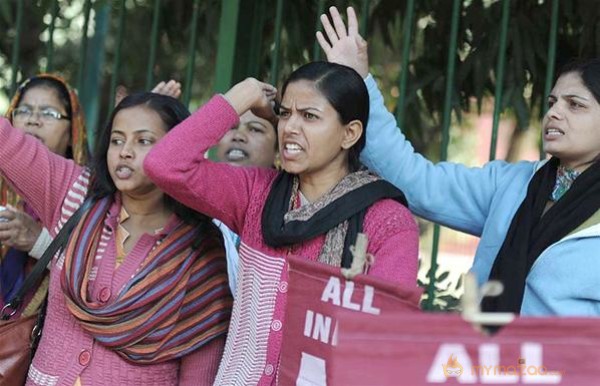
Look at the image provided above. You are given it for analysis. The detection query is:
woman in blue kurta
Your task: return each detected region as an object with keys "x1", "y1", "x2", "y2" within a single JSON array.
[{"x1": 318, "y1": 6, "x2": 600, "y2": 316}]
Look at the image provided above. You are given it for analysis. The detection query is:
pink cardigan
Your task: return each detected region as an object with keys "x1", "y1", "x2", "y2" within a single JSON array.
[
  {"x1": 144, "y1": 95, "x2": 419, "y2": 385},
  {"x1": 0, "y1": 118, "x2": 223, "y2": 386}
]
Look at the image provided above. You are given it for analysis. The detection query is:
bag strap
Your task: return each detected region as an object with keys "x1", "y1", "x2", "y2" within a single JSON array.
[{"x1": 1, "y1": 198, "x2": 93, "y2": 320}]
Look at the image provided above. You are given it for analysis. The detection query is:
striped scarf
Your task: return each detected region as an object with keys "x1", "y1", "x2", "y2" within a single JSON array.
[{"x1": 60, "y1": 197, "x2": 232, "y2": 364}]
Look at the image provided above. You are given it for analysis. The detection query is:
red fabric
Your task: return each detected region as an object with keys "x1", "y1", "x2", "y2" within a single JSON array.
[
  {"x1": 278, "y1": 256, "x2": 422, "y2": 386},
  {"x1": 331, "y1": 312, "x2": 600, "y2": 385}
]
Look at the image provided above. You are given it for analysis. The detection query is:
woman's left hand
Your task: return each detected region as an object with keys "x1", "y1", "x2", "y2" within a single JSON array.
[
  {"x1": 317, "y1": 6, "x2": 369, "y2": 78},
  {"x1": 223, "y1": 78, "x2": 277, "y2": 120},
  {"x1": 0, "y1": 206, "x2": 43, "y2": 252}
]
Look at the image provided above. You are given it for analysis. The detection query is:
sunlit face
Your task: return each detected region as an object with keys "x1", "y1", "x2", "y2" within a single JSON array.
[
  {"x1": 13, "y1": 86, "x2": 71, "y2": 156},
  {"x1": 543, "y1": 72, "x2": 600, "y2": 170},
  {"x1": 215, "y1": 110, "x2": 277, "y2": 168},
  {"x1": 107, "y1": 105, "x2": 168, "y2": 197},
  {"x1": 277, "y1": 80, "x2": 360, "y2": 177}
]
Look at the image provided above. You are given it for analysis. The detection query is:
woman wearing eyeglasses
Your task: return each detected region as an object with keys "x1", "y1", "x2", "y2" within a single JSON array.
[{"x1": 0, "y1": 74, "x2": 88, "y2": 320}]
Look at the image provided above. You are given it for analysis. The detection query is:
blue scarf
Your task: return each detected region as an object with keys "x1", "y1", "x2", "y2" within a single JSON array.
[
  {"x1": 0, "y1": 203, "x2": 39, "y2": 304},
  {"x1": 0, "y1": 248, "x2": 28, "y2": 302}
]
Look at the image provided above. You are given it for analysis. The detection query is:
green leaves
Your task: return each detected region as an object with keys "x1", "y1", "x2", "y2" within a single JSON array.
[{"x1": 417, "y1": 261, "x2": 463, "y2": 312}]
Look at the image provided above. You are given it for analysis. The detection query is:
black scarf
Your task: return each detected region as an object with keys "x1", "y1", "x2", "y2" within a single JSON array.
[
  {"x1": 482, "y1": 157, "x2": 600, "y2": 313},
  {"x1": 261, "y1": 171, "x2": 408, "y2": 268}
]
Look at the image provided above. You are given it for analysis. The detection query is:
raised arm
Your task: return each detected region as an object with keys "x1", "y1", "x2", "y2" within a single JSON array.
[
  {"x1": 144, "y1": 78, "x2": 278, "y2": 233},
  {"x1": 363, "y1": 78, "x2": 518, "y2": 235},
  {"x1": 317, "y1": 6, "x2": 517, "y2": 235},
  {"x1": 0, "y1": 118, "x2": 82, "y2": 229}
]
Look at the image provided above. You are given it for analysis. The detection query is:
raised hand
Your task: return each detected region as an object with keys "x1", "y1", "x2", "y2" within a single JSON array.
[
  {"x1": 114, "y1": 85, "x2": 129, "y2": 107},
  {"x1": 316, "y1": 6, "x2": 369, "y2": 78},
  {"x1": 152, "y1": 80, "x2": 182, "y2": 99},
  {"x1": 115, "y1": 80, "x2": 182, "y2": 107},
  {"x1": 223, "y1": 78, "x2": 277, "y2": 122}
]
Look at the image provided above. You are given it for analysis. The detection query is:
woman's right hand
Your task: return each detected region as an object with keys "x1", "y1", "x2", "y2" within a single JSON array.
[
  {"x1": 152, "y1": 80, "x2": 182, "y2": 99},
  {"x1": 223, "y1": 78, "x2": 277, "y2": 121},
  {"x1": 0, "y1": 206, "x2": 43, "y2": 252}
]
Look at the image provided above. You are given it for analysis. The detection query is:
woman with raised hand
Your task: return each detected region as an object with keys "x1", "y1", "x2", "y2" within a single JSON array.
[
  {"x1": 144, "y1": 61, "x2": 419, "y2": 384},
  {"x1": 318, "y1": 6, "x2": 600, "y2": 316},
  {"x1": 0, "y1": 92, "x2": 232, "y2": 385},
  {"x1": 0, "y1": 74, "x2": 88, "y2": 319}
]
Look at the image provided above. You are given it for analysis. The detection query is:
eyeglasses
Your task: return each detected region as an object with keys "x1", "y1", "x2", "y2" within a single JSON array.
[{"x1": 11, "y1": 106, "x2": 70, "y2": 123}]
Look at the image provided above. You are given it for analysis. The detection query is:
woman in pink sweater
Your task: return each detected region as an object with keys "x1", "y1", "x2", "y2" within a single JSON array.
[
  {"x1": 0, "y1": 92, "x2": 231, "y2": 386},
  {"x1": 145, "y1": 61, "x2": 419, "y2": 385}
]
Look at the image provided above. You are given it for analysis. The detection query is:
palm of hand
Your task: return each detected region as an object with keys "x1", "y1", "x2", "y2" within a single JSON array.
[
  {"x1": 327, "y1": 36, "x2": 368, "y2": 75},
  {"x1": 316, "y1": 6, "x2": 369, "y2": 78}
]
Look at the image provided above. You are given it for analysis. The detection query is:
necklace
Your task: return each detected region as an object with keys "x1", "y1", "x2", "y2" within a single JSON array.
[{"x1": 550, "y1": 165, "x2": 581, "y2": 202}]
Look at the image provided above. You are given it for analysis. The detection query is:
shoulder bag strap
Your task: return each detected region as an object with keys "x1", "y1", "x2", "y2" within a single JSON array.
[{"x1": 1, "y1": 199, "x2": 94, "y2": 320}]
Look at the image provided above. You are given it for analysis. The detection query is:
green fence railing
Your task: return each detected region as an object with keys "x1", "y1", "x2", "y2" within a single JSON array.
[
  {"x1": 9, "y1": 0, "x2": 24, "y2": 96},
  {"x1": 489, "y1": 0, "x2": 510, "y2": 162},
  {"x1": 424, "y1": 0, "x2": 462, "y2": 311},
  {"x1": 45, "y1": 0, "x2": 60, "y2": 73}
]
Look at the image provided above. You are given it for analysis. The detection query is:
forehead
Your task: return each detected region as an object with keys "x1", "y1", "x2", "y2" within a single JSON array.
[
  {"x1": 240, "y1": 110, "x2": 274, "y2": 131},
  {"x1": 281, "y1": 80, "x2": 329, "y2": 107},
  {"x1": 552, "y1": 72, "x2": 593, "y2": 98},
  {"x1": 19, "y1": 86, "x2": 63, "y2": 108},
  {"x1": 111, "y1": 105, "x2": 167, "y2": 135}
]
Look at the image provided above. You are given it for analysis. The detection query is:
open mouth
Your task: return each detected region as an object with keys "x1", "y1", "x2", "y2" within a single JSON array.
[
  {"x1": 115, "y1": 165, "x2": 133, "y2": 179},
  {"x1": 226, "y1": 148, "x2": 248, "y2": 161},
  {"x1": 545, "y1": 127, "x2": 565, "y2": 137},
  {"x1": 284, "y1": 142, "x2": 304, "y2": 153},
  {"x1": 281, "y1": 141, "x2": 304, "y2": 159}
]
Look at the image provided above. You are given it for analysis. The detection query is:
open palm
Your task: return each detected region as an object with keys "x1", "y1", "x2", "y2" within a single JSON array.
[{"x1": 316, "y1": 6, "x2": 369, "y2": 78}]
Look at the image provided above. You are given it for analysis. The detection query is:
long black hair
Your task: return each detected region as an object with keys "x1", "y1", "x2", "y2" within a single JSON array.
[
  {"x1": 281, "y1": 61, "x2": 369, "y2": 171},
  {"x1": 89, "y1": 92, "x2": 217, "y2": 235}
]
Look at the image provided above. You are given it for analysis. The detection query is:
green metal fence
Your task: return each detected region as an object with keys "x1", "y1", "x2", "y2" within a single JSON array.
[{"x1": 2, "y1": 0, "x2": 566, "y2": 309}]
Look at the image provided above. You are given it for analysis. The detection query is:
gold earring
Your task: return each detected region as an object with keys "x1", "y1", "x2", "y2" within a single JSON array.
[{"x1": 273, "y1": 153, "x2": 282, "y2": 170}]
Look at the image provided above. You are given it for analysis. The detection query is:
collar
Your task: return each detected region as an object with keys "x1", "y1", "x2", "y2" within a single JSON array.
[{"x1": 107, "y1": 193, "x2": 182, "y2": 237}]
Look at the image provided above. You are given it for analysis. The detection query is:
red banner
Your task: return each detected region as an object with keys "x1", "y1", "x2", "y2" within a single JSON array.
[
  {"x1": 331, "y1": 312, "x2": 600, "y2": 385},
  {"x1": 279, "y1": 256, "x2": 422, "y2": 386}
]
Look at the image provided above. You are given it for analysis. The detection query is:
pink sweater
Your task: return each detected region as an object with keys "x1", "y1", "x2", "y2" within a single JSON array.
[
  {"x1": 144, "y1": 96, "x2": 419, "y2": 385},
  {"x1": 0, "y1": 118, "x2": 224, "y2": 386}
]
